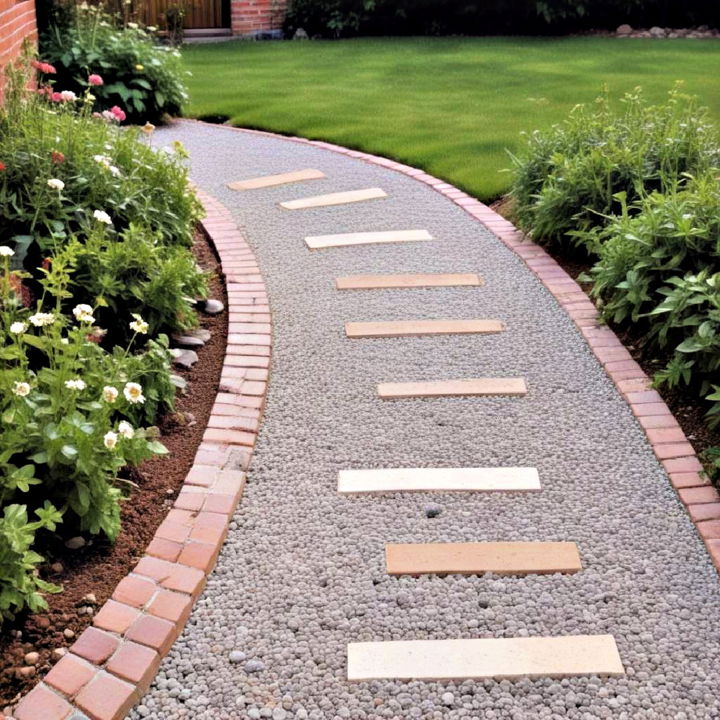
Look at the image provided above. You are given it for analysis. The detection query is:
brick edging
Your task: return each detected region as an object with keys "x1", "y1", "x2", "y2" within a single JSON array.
[
  {"x1": 181, "y1": 119, "x2": 720, "y2": 574},
  {"x1": 9, "y1": 191, "x2": 270, "y2": 720}
]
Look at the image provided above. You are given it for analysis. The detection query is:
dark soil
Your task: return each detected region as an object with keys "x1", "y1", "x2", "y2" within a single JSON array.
[{"x1": 0, "y1": 228, "x2": 228, "y2": 709}]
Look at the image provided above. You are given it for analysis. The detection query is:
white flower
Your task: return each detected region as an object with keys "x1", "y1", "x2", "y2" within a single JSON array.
[
  {"x1": 9, "y1": 321, "x2": 27, "y2": 334},
  {"x1": 129, "y1": 314, "x2": 149, "y2": 334},
  {"x1": 147, "y1": 25, "x2": 157, "y2": 31},
  {"x1": 12, "y1": 381, "x2": 30, "y2": 397},
  {"x1": 29, "y1": 312, "x2": 56, "y2": 327},
  {"x1": 0, "y1": 246, "x2": 14, "y2": 257},
  {"x1": 108, "y1": 165, "x2": 121, "y2": 177},
  {"x1": 127, "y1": 22, "x2": 138, "y2": 28},
  {"x1": 65, "y1": 378, "x2": 87, "y2": 391},
  {"x1": 103, "y1": 431, "x2": 118, "y2": 450},
  {"x1": 47, "y1": 178, "x2": 65, "y2": 191},
  {"x1": 60, "y1": 338, "x2": 69, "y2": 345},
  {"x1": 102, "y1": 385, "x2": 119, "y2": 403},
  {"x1": 60, "y1": 90, "x2": 77, "y2": 102},
  {"x1": 72, "y1": 304, "x2": 95, "y2": 323},
  {"x1": 123, "y1": 382, "x2": 145, "y2": 404},
  {"x1": 118, "y1": 420, "x2": 135, "y2": 439},
  {"x1": 93, "y1": 154, "x2": 111, "y2": 167},
  {"x1": 93, "y1": 209, "x2": 112, "y2": 225}
]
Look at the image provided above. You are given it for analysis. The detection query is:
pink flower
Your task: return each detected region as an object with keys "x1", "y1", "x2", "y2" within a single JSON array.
[
  {"x1": 88, "y1": 74, "x2": 104, "y2": 86},
  {"x1": 51, "y1": 92, "x2": 62, "y2": 102},
  {"x1": 31, "y1": 60, "x2": 57, "y2": 75},
  {"x1": 109, "y1": 106, "x2": 126, "y2": 122}
]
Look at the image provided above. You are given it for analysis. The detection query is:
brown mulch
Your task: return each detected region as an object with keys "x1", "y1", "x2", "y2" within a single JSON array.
[{"x1": 0, "y1": 228, "x2": 228, "y2": 708}]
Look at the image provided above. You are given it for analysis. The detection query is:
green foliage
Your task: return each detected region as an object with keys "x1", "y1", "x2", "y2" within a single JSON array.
[
  {"x1": 0, "y1": 503, "x2": 63, "y2": 623},
  {"x1": 510, "y1": 88, "x2": 720, "y2": 250},
  {"x1": 41, "y1": 4, "x2": 188, "y2": 123}
]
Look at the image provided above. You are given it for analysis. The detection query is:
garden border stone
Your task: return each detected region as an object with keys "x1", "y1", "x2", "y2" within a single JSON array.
[{"x1": 7, "y1": 190, "x2": 271, "y2": 720}]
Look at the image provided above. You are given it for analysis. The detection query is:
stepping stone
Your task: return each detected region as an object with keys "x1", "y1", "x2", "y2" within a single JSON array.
[
  {"x1": 228, "y1": 168, "x2": 325, "y2": 191},
  {"x1": 306, "y1": 229, "x2": 432, "y2": 250},
  {"x1": 378, "y1": 378, "x2": 527, "y2": 399},
  {"x1": 336, "y1": 273, "x2": 482, "y2": 290},
  {"x1": 385, "y1": 541, "x2": 582, "y2": 576},
  {"x1": 337, "y1": 467, "x2": 540, "y2": 494},
  {"x1": 281, "y1": 188, "x2": 387, "y2": 210},
  {"x1": 345, "y1": 319, "x2": 504, "y2": 338},
  {"x1": 347, "y1": 635, "x2": 624, "y2": 681}
]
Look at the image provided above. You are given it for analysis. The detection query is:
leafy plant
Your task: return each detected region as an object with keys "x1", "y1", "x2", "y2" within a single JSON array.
[
  {"x1": 41, "y1": 3, "x2": 188, "y2": 122},
  {"x1": 509, "y1": 88, "x2": 720, "y2": 252}
]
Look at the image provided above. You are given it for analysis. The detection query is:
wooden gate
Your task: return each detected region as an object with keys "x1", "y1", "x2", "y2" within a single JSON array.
[{"x1": 141, "y1": 0, "x2": 229, "y2": 29}]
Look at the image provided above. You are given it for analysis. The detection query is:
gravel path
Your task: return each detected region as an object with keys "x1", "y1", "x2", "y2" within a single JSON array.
[{"x1": 137, "y1": 121, "x2": 720, "y2": 720}]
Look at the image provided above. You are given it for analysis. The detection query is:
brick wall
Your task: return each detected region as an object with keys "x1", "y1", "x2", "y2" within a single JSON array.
[
  {"x1": 231, "y1": 0, "x2": 286, "y2": 36},
  {"x1": 0, "y1": 0, "x2": 37, "y2": 100}
]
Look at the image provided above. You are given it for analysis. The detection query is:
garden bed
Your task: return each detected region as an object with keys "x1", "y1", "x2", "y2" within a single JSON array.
[{"x1": 0, "y1": 228, "x2": 228, "y2": 709}]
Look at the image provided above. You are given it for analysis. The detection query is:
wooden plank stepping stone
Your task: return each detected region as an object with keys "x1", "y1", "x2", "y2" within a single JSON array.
[
  {"x1": 385, "y1": 541, "x2": 582, "y2": 576},
  {"x1": 378, "y1": 378, "x2": 527, "y2": 399},
  {"x1": 227, "y1": 168, "x2": 326, "y2": 191},
  {"x1": 347, "y1": 635, "x2": 624, "y2": 681},
  {"x1": 336, "y1": 273, "x2": 482, "y2": 290},
  {"x1": 346, "y1": 319, "x2": 503, "y2": 339},
  {"x1": 337, "y1": 467, "x2": 541, "y2": 494},
  {"x1": 280, "y1": 187, "x2": 387, "y2": 210},
  {"x1": 306, "y1": 229, "x2": 432, "y2": 250}
]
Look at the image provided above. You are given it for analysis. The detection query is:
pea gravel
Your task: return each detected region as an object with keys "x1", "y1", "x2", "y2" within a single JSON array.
[{"x1": 135, "y1": 121, "x2": 720, "y2": 719}]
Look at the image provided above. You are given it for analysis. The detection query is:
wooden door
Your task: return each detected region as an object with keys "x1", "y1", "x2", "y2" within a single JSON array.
[{"x1": 142, "y1": 0, "x2": 229, "y2": 29}]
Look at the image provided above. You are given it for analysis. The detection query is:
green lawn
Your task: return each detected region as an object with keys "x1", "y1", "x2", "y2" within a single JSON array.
[{"x1": 182, "y1": 37, "x2": 720, "y2": 201}]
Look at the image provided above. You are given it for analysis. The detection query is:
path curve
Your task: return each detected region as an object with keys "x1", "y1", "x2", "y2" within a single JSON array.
[{"x1": 130, "y1": 121, "x2": 720, "y2": 720}]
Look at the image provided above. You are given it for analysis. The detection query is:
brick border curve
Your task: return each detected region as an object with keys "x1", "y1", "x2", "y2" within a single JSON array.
[
  {"x1": 183, "y1": 119, "x2": 720, "y2": 571},
  {"x1": 8, "y1": 190, "x2": 271, "y2": 720},
  {"x1": 9, "y1": 122, "x2": 720, "y2": 719}
]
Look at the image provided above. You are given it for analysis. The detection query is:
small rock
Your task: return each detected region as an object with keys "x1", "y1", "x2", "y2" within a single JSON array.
[
  {"x1": 82, "y1": 592, "x2": 97, "y2": 606},
  {"x1": 187, "y1": 328, "x2": 211, "y2": 342},
  {"x1": 63, "y1": 628, "x2": 75, "y2": 640},
  {"x1": 272, "y1": 709, "x2": 287, "y2": 720},
  {"x1": 244, "y1": 659, "x2": 265, "y2": 673},
  {"x1": 649, "y1": 25, "x2": 666, "y2": 37},
  {"x1": 50, "y1": 562, "x2": 64, "y2": 573},
  {"x1": 173, "y1": 349, "x2": 199, "y2": 370},
  {"x1": 18, "y1": 666, "x2": 36, "y2": 678},
  {"x1": 229, "y1": 650, "x2": 246, "y2": 664},
  {"x1": 442, "y1": 692, "x2": 455, "y2": 706},
  {"x1": 616, "y1": 23, "x2": 633, "y2": 35},
  {"x1": 171, "y1": 334, "x2": 205, "y2": 348},
  {"x1": 396, "y1": 591, "x2": 411, "y2": 607},
  {"x1": 52, "y1": 648, "x2": 67, "y2": 660},
  {"x1": 424, "y1": 503, "x2": 442, "y2": 518},
  {"x1": 200, "y1": 298, "x2": 224, "y2": 315},
  {"x1": 294, "y1": 27, "x2": 309, "y2": 40},
  {"x1": 64, "y1": 536, "x2": 86, "y2": 550},
  {"x1": 24, "y1": 652, "x2": 39, "y2": 666}
]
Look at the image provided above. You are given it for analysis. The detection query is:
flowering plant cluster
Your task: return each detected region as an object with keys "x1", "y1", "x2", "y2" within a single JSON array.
[
  {"x1": 41, "y1": 3, "x2": 188, "y2": 123},
  {"x1": 0, "y1": 58, "x2": 201, "y2": 623}
]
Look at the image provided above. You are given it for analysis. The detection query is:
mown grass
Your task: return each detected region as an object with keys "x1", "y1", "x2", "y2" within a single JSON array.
[{"x1": 182, "y1": 37, "x2": 720, "y2": 201}]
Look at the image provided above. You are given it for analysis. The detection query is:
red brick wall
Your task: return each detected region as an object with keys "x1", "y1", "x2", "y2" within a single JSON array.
[
  {"x1": 0, "y1": 0, "x2": 37, "y2": 100},
  {"x1": 231, "y1": 0, "x2": 286, "y2": 36}
]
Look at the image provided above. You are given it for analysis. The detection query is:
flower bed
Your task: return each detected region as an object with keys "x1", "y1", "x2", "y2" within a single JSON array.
[{"x1": 0, "y1": 52, "x2": 221, "y2": 706}]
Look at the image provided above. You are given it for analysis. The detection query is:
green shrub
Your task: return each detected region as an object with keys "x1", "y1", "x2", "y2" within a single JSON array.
[
  {"x1": 509, "y1": 89, "x2": 720, "y2": 251},
  {"x1": 41, "y1": 4, "x2": 188, "y2": 123}
]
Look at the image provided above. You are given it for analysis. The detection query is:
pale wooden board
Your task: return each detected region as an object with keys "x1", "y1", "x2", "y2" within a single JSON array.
[
  {"x1": 385, "y1": 541, "x2": 582, "y2": 576},
  {"x1": 306, "y1": 229, "x2": 432, "y2": 250},
  {"x1": 336, "y1": 273, "x2": 482, "y2": 290},
  {"x1": 280, "y1": 187, "x2": 387, "y2": 210},
  {"x1": 337, "y1": 467, "x2": 541, "y2": 494},
  {"x1": 378, "y1": 378, "x2": 528, "y2": 399},
  {"x1": 346, "y1": 319, "x2": 504, "y2": 338},
  {"x1": 227, "y1": 168, "x2": 326, "y2": 191},
  {"x1": 347, "y1": 635, "x2": 624, "y2": 681}
]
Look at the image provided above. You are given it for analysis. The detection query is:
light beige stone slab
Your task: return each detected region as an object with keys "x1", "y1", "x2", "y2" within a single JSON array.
[
  {"x1": 346, "y1": 319, "x2": 504, "y2": 338},
  {"x1": 306, "y1": 229, "x2": 432, "y2": 250},
  {"x1": 336, "y1": 273, "x2": 482, "y2": 290},
  {"x1": 385, "y1": 541, "x2": 582, "y2": 576},
  {"x1": 378, "y1": 378, "x2": 528, "y2": 399},
  {"x1": 227, "y1": 168, "x2": 326, "y2": 191},
  {"x1": 280, "y1": 187, "x2": 387, "y2": 210},
  {"x1": 337, "y1": 467, "x2": 541, "y2": 494},
  {"x1": 347, "y1": 635, "x2": 624, "y2": 681}
]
